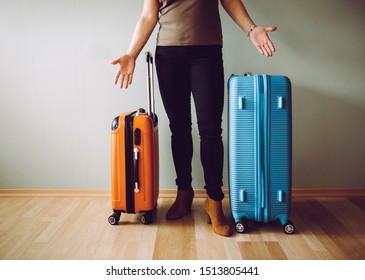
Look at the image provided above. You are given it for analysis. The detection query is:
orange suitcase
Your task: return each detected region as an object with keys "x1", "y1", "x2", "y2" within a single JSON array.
[{"x1": 108, "y1": 52, "x2": 159, "y2": 225}]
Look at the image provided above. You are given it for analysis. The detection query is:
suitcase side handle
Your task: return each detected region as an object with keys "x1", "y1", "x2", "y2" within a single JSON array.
[{"x1": 146, "y1": 51, "x2": 155, "y2": 121}]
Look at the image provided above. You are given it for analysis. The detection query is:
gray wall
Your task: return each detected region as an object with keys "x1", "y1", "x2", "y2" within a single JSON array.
[{"x1": 1, "y1": 0, "x2": 364, "y2": 190}]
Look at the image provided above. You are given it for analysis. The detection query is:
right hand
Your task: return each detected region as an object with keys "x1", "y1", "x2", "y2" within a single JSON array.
[{"x1": 111, "y1": 54, "x2": 136, "y2": 89}]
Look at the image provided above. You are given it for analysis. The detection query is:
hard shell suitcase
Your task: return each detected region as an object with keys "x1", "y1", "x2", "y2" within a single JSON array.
[
  {"x1": 108, "y1": 52, "x2": 159, "y2": 225},
  {"x1": 228, "y1": 73, "x2": 295, "y2": 234}
]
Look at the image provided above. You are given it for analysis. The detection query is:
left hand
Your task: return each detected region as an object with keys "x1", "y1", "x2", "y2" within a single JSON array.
[{"x1": 249, "y1": 26, "x2": 277, "y2": 57}]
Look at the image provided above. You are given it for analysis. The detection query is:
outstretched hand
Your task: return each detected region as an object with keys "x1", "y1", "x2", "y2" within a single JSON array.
[
  {"x1": 249, "y1": 26, "x2": 277, "y2": 57},
  {"x1": 111, "y1": 54, "x2": 136, "y2": 89}
]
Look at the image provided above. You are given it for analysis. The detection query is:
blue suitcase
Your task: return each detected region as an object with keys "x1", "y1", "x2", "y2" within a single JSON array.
[{"x1": 228, "y1": 73, "x2": 295, "y2": 234}]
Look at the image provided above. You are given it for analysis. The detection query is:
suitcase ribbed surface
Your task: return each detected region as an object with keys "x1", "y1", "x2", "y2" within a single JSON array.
[
  {"x1": 228, "y1": 76, "x2": 257, "y2": 221},
  {"x1": 267, "y1": 76, "x2": 292, "y2": 223}
]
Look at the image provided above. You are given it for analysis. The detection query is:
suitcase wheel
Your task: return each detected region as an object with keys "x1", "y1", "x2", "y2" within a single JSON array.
[
  {"x1": 141, "y1": 211, "x2": 153, "y2": 225},
  {"x1": 108, "y1": 213, "x2": 121, "y2": 225},
  {"x1": 283, "y1": 221, "x2": 295, "y2": 234},
  {"x1": 235, "y1": 220, "x2": 248, "y2": 233}
]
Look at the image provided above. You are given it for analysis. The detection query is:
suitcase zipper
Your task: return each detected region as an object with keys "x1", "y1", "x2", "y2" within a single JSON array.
[
  {"x1": 125, "y1": 112, "x2": 137, "y2": 213},
  {"x1": 256, "y1": 75, "x2": 270, "y2": 222}
]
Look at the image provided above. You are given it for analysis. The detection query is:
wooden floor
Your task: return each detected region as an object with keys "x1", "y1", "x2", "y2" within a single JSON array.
[{"x1": 0, "y1": 193, "x2": 365, "y2": 260}]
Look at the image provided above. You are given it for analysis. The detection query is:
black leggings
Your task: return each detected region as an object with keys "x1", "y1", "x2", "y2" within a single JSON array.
[{"x1": 155, "y1": 45, "x2": 225, "y2": 201}]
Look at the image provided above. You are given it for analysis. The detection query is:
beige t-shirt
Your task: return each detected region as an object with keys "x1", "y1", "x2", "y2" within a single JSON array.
[{"x1": 157, "y1": 0, "x2": 223, "y2": 46}]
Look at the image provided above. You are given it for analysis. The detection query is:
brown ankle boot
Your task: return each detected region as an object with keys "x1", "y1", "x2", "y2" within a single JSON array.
[
  {"x1": 205, "y1": 197, "x2": 233, "y2": 236},
  {"x1": 166, "y1": 188, "x2": 194, "y2": 220}
]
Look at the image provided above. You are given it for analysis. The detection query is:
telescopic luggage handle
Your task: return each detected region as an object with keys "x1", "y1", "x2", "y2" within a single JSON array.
[
  {"x1": 146, "y1": 51, "x2": 155, "y2": 120},
  {"x1": 132, "y1": 52, "x2": 156, "y2": 193}
]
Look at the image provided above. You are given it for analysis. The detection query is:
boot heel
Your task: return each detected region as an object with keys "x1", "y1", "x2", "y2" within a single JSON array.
[
  {"x1": 185, "y1": 200, "x2": 193, "y2": 212},
  {"x1": 206, "y1": 214, "x2": 212, "y2": 224}
]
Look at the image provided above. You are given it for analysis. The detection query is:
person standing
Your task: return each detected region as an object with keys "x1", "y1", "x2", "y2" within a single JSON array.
[{"x1": 112, "y1": 0, "x2": 276, "y2": 237}]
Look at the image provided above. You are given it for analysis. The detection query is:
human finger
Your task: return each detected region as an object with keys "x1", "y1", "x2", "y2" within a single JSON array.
[
  {"x1": 124, "y1": 75, "x2": 132, "y2": 89},
  {"x1": 114, "y1": 71, "x2": 121, "y2": 85},
  {"x1": 111, "y1": 58, "x2": 119, "y2": 65},
  {"x1": 256, "y1": 45, "x2": 264, "y2": 56},
  {"x1": 262, "y1": 45, "x2": 270, "y2": 57},
  {"x1": 256, "y1": 42, "x2": 268, "y2": 57},
  {"x1": 267, "y1": 39, "x2": 275, "y2": 53},
  {"x1": 120, "y1": 74, "x2": 127, "y2": 89},
  {"x1": 263, "y1": 43, "x2": 272, "y2": 57},
  {"x1": 265, "y1": 26, "x2": 277, "y2": 33}
]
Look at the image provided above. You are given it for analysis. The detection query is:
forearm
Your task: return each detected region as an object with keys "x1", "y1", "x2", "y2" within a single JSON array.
[
  {"x1": 126, "y1": 15, "x2": 158, "y2": 59},
  {"x1": 220, "y1": 0, "x2": 255, "y2": 35}
]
